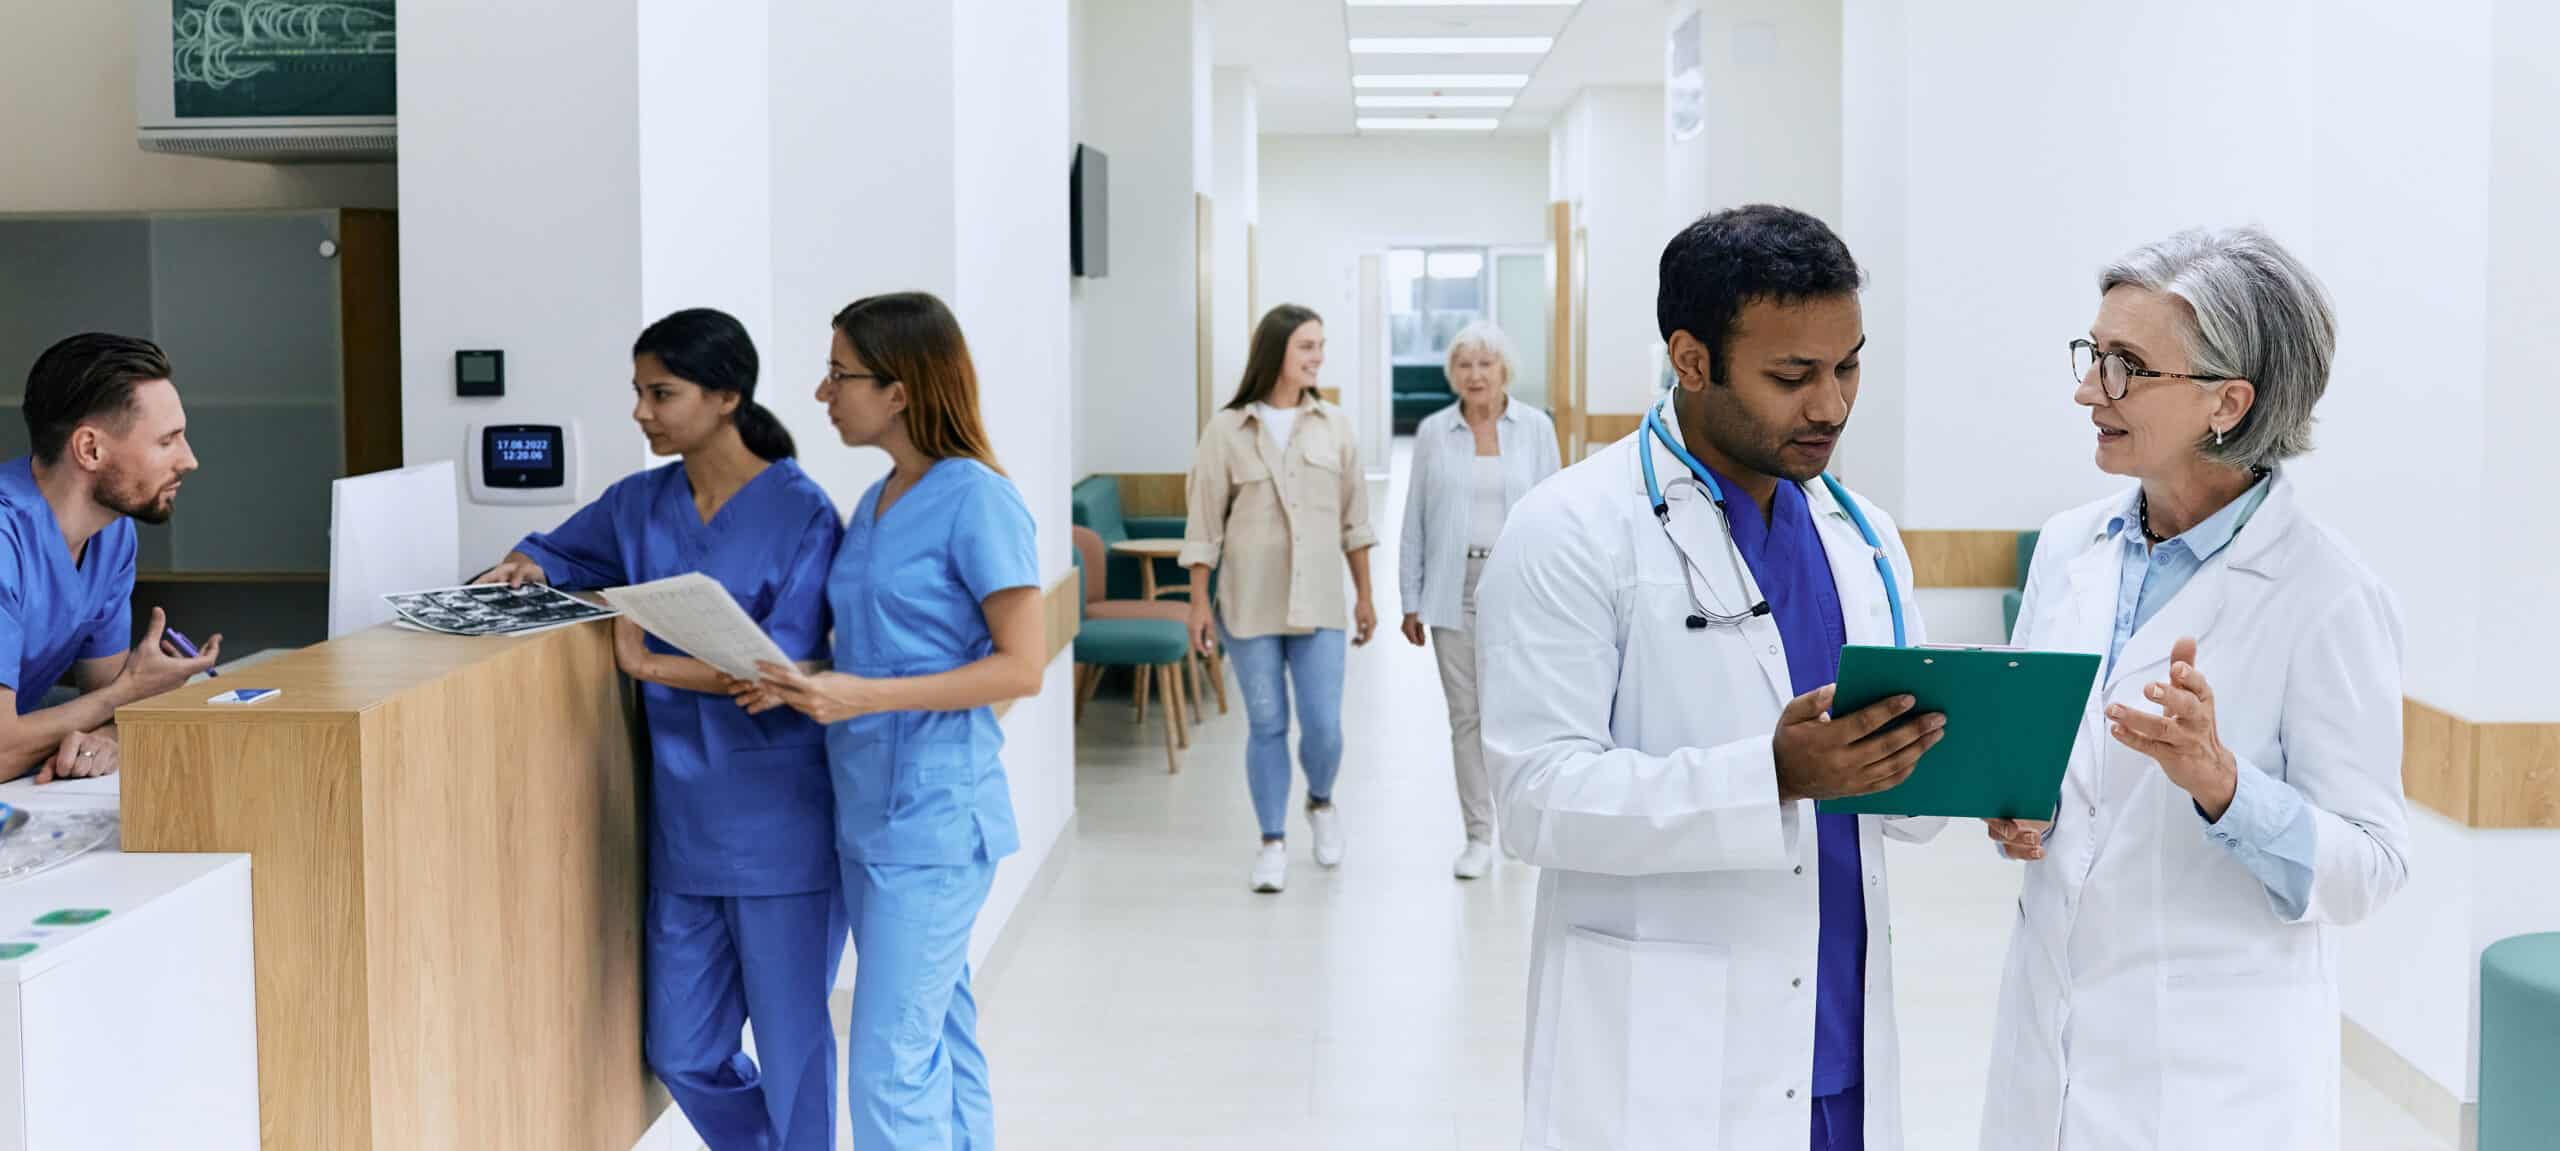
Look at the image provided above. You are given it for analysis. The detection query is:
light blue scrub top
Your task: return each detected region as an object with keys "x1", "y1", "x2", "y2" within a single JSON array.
[
  {"x1": 0, "y1": 458, "x2": 134, "y2": 709},
  {"x1": 827, "y1": 458, "x2": 1038, "y2": 866},
  {"x1": 516, "y1": 459, "x2": 842, "y2": 896}
]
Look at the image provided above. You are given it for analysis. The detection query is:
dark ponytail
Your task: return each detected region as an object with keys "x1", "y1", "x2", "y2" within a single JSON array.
[
  {"x1": 732, "y1": 400, "x2": 796, "y2": 461},
  {"x1": 633, "y1": 307, "x2": 798, "y2": 461}
]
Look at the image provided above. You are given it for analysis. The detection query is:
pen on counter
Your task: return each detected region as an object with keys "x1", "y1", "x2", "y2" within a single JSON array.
[{"x1": 163, "y1": 627, "x2": 217, "y2": 677}]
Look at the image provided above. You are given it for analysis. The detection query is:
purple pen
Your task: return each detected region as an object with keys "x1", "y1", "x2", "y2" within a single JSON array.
[{"x1": 164, "y1": 627, "x2": 217, "y2": 677}]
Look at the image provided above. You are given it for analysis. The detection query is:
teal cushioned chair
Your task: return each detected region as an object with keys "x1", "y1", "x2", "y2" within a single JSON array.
[
  {"x1": 2480, "y1": 932, "x2": 2560, "y2": 1149},
  {"x1": 2001, "y1": 530, "x2": 2041, "y2": 640},
  {"x1": 1392, "y1": 361, "x2": 1455, "y2": 434},
  {"x1": 1070, "y1": 475, "x2": 1189, "y2": 602},
  {"x1": 1069, "y1": 542, "x2": 1191, "y2": 773}
]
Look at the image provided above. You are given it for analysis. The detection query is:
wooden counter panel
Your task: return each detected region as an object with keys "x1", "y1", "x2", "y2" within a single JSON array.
[{"x1": 122, "y1": 716, "x2": 373, "y2": 1151}]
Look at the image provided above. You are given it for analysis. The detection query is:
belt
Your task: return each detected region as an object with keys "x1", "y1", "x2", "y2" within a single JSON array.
[{"x1": 1466, "y1": 547, "x2": 1495, "y2": 559}]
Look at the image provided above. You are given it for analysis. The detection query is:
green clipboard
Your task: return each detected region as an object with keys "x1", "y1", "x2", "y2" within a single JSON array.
[{"x1": 1815, "y1": 644, "x2": 2101, "y2": 820}]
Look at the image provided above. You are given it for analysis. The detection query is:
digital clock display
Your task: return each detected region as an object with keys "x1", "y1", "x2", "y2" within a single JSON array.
[
  {"x1": 492, "y1": 435, "x2": 553, "y2": 469},
  {"x1": 481, "y1": 425, "x2": 566, "y2": 489}
]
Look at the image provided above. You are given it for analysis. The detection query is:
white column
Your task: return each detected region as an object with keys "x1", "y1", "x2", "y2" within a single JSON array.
[
  {"x1": 1211, "y1": 67, "x2": 1260, "y2": 400},
  {"x1": 1553, "y1": 86, "x2": 1668, "y2": 421},
  {"x1": 1075, "y1": 0, "x2": 1210, "y2": 475},
  {"x1": 399, "y1": 0, "x2": 650, "y2": 569}
]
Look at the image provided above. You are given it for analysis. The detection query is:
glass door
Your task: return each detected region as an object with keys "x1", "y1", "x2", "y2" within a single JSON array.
[{"x1": 1492, "y1": 247, "x2": 1549, "y2": 410}]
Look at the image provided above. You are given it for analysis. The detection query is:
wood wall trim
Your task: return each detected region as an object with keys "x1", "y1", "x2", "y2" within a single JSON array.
[
  {"x1": 1583, "y1": 412, "x2": 1642, "y2": 450},
  {"x1": 1103, "y1": 473, "x2": 1189, "y2": 518},
  {"x1": 998, "y1": 569, "x2": 1083, "y2": 722},
  {"x1": 1902, "y1": 530, "x2": 2024, "y2": 589},
  {"x1": 2410, "y1": 696, "x2": 2560, "y2": 829}
]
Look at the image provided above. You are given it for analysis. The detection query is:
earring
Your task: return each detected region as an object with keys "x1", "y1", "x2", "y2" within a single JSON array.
[{"x1": 2213, "y1": 427, "x2": 2225, "y2": 446}]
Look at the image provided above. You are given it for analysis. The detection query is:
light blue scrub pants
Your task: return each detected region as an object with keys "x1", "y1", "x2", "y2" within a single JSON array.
[
  {"x1": 646, "y1": 889, "x2": 849, "y2": 1151},
  {"x1": 843, "y1": 859, "x2": 998, "y2": 1151},
  {"x1": 1219, "y1": 625, "x2": 1346, "y2": 841}
]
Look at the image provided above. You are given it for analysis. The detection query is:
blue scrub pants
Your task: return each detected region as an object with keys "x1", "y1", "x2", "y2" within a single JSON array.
[
  {"x1": 646, "y1": 889, "x2": 849, "y2": 1151},
  {"x1": 1219, "y1": 625, "x2": 1346, "y2": 840},
  {"x1": 844, "y1": 859, "x2": 998, "y2": 1151},
  {"x1": 1810, "y1": 1088, "x2": 1864, "y2": 1151}
]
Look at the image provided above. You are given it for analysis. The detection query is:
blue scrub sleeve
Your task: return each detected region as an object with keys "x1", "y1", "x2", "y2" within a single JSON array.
[
  {"x1": 0, "y1": 574, "x2": 23, "y2": 695},
  {"x1": 761, "y1": 504, "x2": 843, "y2": 662},
  {"x1": 514, "y1": 482, "x2": 630, "y2": 589},
  {"x1": 951, "y1": 473, "x2": 1039, "y2": 604},
  {"x1": 77, "y1": 537, "x2": 136, "y2": 661}
]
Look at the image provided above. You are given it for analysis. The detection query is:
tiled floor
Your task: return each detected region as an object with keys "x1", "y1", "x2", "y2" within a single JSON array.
[{"x1": 680, "y1": 445, "x2": 2452, "y2": 1150}]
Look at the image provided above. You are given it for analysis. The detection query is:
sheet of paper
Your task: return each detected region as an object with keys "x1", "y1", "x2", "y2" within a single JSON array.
[{"x1": 599, "y1": 573, "x2": 795, "y2": 681}]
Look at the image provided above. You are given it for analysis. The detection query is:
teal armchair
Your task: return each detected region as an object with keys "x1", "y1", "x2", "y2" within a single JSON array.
[
  {"x1": 2001, "y1": 530, "x2": 2041, "y2": 639},
  {"x1": 1071, "y1": 475, "x2": 1187, "y2": 601}
]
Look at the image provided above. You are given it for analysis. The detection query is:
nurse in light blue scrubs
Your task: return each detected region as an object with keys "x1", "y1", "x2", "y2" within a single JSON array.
[
  {"x1": 741, "y1": 292, "x2": 1044, "y2": 1151},
  {"x1": 479, "y1": 309, "x2": 847, "y2": 1151}
]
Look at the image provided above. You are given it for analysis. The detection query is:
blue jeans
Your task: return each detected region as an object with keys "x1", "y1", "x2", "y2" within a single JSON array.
[
  {"x1": 1219, "y1": 625, "x2": 1346, "y2": 840},
  {"x1": 842, "y1": 860, "x2": 998, "y2": 1150}
]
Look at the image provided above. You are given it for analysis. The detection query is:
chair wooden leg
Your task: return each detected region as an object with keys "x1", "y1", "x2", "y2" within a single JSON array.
[
  {"x1": 1074, "y1": 664, "x2": 1104, "y2": 725},
  {"x1": 1209, "y1": 649, "x2": 1230, "y2": 715},
  {"x1": 1166, "y1": 664, "x2": 1190, "y2": 749},
  {"x1": 1157, "y1": 665, "x2": 1183, "y2": 774},
  {"x1": 1135, "y1": 662, "x2": 1152, "y2": 726}
]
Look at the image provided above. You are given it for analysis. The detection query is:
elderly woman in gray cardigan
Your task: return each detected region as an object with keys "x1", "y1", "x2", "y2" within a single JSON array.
[{"x1": 1397, "y1": 321, "x2": 1560, "y2": 880}]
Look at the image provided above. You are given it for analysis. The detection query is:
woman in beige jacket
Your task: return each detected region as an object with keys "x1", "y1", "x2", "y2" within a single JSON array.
[{"x1": 1180, "y1": 304, "x2": 1378, "y2": 893}]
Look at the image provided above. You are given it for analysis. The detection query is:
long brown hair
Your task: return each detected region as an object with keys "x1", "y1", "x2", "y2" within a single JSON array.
[
  {"x1": 1224, "y1": 303, "x2": 1323, "y2": 410},
  {"x1": 831, "y1": 292, "x2": 1002, "y2": 472}
]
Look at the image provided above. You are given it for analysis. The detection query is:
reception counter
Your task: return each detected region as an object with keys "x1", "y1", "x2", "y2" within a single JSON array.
[{"x1": 117, "y1": 619, "x2": 664, "y2": 1150}]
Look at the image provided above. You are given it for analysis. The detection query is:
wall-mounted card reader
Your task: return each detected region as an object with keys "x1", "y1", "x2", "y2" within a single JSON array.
[{"x1": 465, "y1": 422, "x2": 581, "y2": 506}]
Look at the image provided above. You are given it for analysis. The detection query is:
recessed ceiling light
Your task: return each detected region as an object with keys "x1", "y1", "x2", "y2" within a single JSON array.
[
  {"x1": 1357, "y1": 117, "x2": 1502, "y2": 132},
  {"x1": 1354, "y1": 95, "x2": 1516, "y2": 109},
  {"x1": 1351, "y1": 74, "x2": 1531, "y2": 89},
  {"x1": 1348, "y1": 37, "x2": 1554, "y2": 54}
]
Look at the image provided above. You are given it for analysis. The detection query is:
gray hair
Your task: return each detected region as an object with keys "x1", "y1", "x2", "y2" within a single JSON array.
[
  {"x1": 1443, "y1": 321, "x2": 1517, "y2": 389},
  {"x1": 2099, "y1": 227, "x2": 2335, "y2": 471}
]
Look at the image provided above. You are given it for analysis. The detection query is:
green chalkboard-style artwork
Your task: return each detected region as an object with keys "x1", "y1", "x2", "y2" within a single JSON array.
[{"x1": 172, "y1": 1, "x2": 396, "y2": 120}]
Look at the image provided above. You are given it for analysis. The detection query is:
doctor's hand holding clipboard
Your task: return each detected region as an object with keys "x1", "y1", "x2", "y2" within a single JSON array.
[{"x1": 1771, "y1": 684, "x2": 1946, "y2": 802}]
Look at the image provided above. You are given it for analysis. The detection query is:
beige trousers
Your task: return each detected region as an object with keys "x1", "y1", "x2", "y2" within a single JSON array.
[{"x1": 1430, "y1": 557, "x2": 1494, "y2": 844}]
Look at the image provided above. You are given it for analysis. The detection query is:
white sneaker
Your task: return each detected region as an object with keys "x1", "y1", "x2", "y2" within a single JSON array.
[
  {"x1": 1309, "y1": 804, "x2": 1345, "y2": 868},
  {"x1": 1250, "y1": 842, "x2": 1288, "y2": 893},
  {"x1": 1453, "y1": 839, "x2": 1493, "y2": 880}
]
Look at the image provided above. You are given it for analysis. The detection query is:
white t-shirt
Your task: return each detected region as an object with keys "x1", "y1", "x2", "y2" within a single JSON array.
[{"x1": 1254, "y1": 400, "x2": 1303, "y2": 453}]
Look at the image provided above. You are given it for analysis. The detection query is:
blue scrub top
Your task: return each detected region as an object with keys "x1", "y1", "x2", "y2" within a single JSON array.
[
  {"x1": 1704, "y1": 465, "x2": 1866, "y2": 1104},
  {"x1": 516, "y1": 459, "x2": 842, "y2": 897},
  {"x1": 827, "y1": 458, "x2": 1038, "y2": 866},
  {"x1": 0, "y1": 458, "x2": 135, "y2": 710}
]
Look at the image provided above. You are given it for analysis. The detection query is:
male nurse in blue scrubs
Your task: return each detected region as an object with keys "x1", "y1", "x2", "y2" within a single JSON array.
[{"x1": 0, "y1": 333, "x2": 221, "y2": 783}]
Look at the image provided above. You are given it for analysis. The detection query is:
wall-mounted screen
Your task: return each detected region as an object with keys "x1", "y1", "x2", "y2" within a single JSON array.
[{"x1": 1071, "y1": 143, "x2": 1108, "y2": 278}]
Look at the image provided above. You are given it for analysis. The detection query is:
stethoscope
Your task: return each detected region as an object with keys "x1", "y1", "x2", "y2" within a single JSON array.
[{"x1": 1639, "y1": 405, "x2": 1908, "y2": 648}]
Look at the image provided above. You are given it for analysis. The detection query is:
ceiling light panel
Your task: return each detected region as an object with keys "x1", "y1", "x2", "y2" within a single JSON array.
[
  {"x1": 1356, "y1": 117, "x2": 1503, "y2": 131},
  {"x1": 1344, "y1": 1, "x2": 1576, "y2": 7},
  {"x1": 1351, "y1": 73, "x2": 1530, "y2": 89},
  {"x1": 1353, "y1": 95, "x2": 1516, "y2": 109},
  {"x1": 1347, "y1": 37, "x2": 1554, "y2": 54}
]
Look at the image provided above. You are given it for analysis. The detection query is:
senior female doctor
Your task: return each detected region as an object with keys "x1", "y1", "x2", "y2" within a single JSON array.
[
  {"x1": 1477, "y1": 205, "x2": 1946, "y2": 1151},
  {"x1": 1980, "y1": 228, "x2": 2410, "y2": 1151}
]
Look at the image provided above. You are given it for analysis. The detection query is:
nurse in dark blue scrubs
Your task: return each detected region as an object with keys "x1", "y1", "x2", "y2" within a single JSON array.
[{"x1": 479, "y1": 309, "x2": 846, "y2": 1151}]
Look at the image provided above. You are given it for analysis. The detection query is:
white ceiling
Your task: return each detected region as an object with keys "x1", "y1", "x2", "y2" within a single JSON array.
[{"x1": 1213, "y1": 0, "x2": 1667, "y2": 136}]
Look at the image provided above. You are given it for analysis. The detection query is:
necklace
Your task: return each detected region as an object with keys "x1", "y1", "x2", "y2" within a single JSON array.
[{"x1": 2138, "y1": 466, "x2": 2272, "y2": 546}]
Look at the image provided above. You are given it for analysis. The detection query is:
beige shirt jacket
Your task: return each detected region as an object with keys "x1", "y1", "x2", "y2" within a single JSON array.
[{"x1": 1178, "y1": 401, "x2": 1377, "y2": 639}]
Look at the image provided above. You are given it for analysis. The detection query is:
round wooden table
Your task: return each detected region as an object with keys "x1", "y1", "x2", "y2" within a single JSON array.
[{"x1": 1107, "y1": 537, "x2": 1188, "y2": 600}]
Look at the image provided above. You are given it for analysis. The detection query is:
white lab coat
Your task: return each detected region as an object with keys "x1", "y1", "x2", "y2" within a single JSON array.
[
  {"x1": 1476, "y1": 424, "x2": 1939, "y2": 1151},
  {"x1": 1982, "y1": 473, "x2": 2411, "y2": 1151}
]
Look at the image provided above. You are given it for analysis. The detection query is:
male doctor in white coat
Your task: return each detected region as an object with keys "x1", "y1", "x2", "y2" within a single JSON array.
[{"x1": 1476, "y1": 204, "x2": 1945, "y2": 1151}]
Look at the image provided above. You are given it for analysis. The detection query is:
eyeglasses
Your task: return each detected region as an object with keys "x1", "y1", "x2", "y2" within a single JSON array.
[
  {"x1": 825, "y1": 367, "x2": 891, "y2": 386},
  {"x1": 2069, "y1": 338, "x2": 2231, "y2": 401}
]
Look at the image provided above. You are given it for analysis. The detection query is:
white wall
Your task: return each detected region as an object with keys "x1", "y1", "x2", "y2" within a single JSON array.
[
  {"x1": 0, "y1": 1, "x2": 393, "y2": 214},
  {"x1": 1076, "y1": 0, "x2": 1209, "y2": 476},
  {"x1": 1667, "y1": 0, "x2": 1843, "y2": 225},
  {"x1": 640, "y1": 3, "x2": 773, "y2": 391},
  {"x1": 1843, "y1": 0, "x2": 2560, "y2": 1111},
  {"x1": 768, "y1": 0, "x2": 958, "y2": 509},
  {"x1": 952, "y1": 0, "x2": 1077, "y2": 962},
  {"x1": 399, "y1": 1, "x2": 649, "y2": 571},
  {"x1": 1551, "y1": 87, "x2": 1670, "y2": 419},
  {"x1": 1210, "y1": 69, "x2": 1259, "y2": 402}
]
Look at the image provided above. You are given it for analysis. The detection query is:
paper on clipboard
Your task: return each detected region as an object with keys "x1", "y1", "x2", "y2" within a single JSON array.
[{"x1": 597, "y1": 573, "x2": 793, "y2": 681}]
